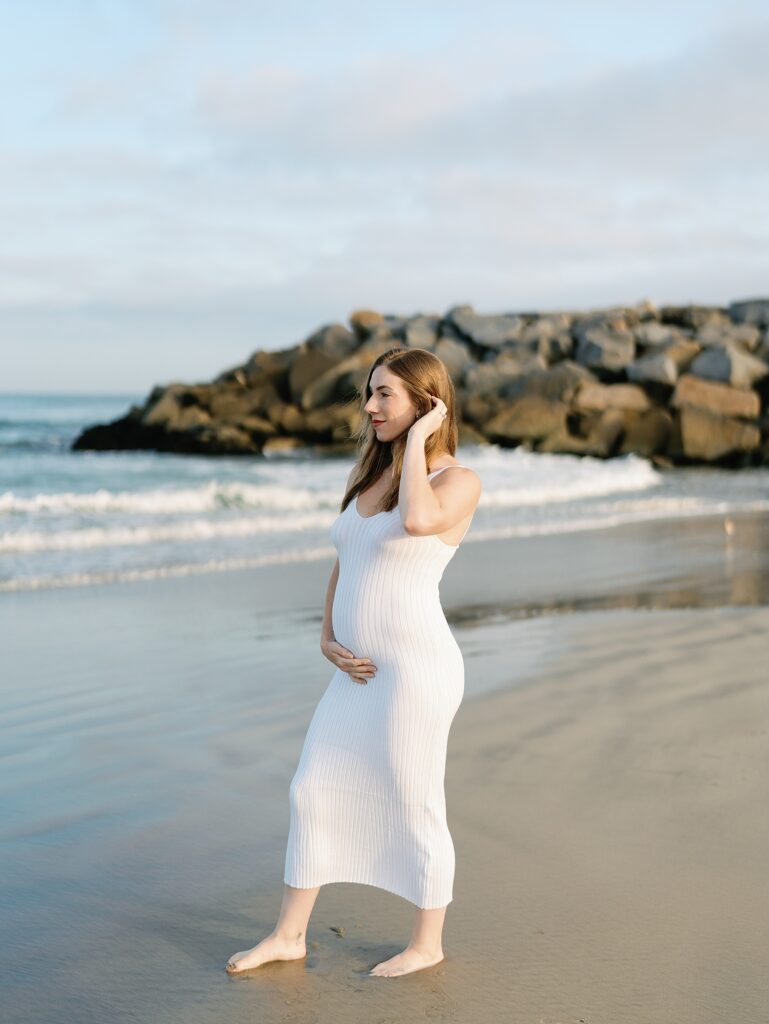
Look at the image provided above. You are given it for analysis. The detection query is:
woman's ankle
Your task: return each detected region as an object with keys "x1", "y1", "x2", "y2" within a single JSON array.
[{"x1": 273, "y1": 927, "x2": 306, "y2": 945}]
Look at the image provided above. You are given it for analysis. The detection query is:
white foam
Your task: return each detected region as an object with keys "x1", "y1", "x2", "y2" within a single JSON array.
[
  {"x1": 0, "y1": 512, "x2": 337, "y2": 553},
  {"x1": 0, "y1": 450, "x2": 661, "y2": 518},
  {"x1": 0, "y1": 545, "x2": 338, "y2": 592},
  {"x1": 0, "y1": 481, "x2": 341, "y2": 515},
  {"x1": 4, "y1": 499, "x2": 767, "y2": 593}
]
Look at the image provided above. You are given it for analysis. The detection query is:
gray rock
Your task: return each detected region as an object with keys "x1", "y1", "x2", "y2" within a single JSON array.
[
  {"x1": 493, "y1": 347, "x2": 546, "y2": 377},
  {"x1": 626, "y1": 351, "x2": 678, "y2": 388},
  {"x1": 463, "y1": 360, "x2": 526, "y2": 398},
  {"x1": 634, "y1": 322, "x2": 686, "y2": 348},
  {"x1": 696, "y1": 322, "x2": 761, "y2": 351},
  {"x1": 572, "y1": 309, "x2": 636, "y2": 334},
  {"x1": 728, "y1": 298, "x2": 769, "y2": 327},
  {"x1": 447, "y1": 304, "x2": 526, "y2": 348},
  {"x1": 520, "y1": 314, "x2": 573, "y2": 345},
  {"x1": 432, "y1": 337, "x2": 474, "y2": 377},
  {"x1": 305, "y1": 322, "x2": 359, "y2": 359},
  {"x1": 574, "y1": 328, "x2": 636, "y2": 376},
  {"x1": 404, "y1": 315, "x2": 440, "y2": 349},
  {"x1": 689, "y1": 347, "x2": 769, "y2": 389},
  {"x1": 502, "y1": 361, "x2": 596, "y2": 403}
]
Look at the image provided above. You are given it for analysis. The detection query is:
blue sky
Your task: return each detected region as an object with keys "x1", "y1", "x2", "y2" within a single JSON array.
[{"x1": 2, "y1": 0, "x2": 768, "y2": 393}]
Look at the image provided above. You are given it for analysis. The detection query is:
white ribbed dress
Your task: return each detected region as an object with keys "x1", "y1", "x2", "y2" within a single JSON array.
[{"x1": 283, "y1": 466, "x2": 472, "y2": 909}]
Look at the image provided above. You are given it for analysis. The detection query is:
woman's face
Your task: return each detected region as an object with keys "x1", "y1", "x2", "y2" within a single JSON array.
[{"x1": 363, "y1": 366, "x2": 419, "y2": 443}]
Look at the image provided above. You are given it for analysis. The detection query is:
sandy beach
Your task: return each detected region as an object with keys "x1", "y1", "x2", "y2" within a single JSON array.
[{"x1": 3, "y1": 513, "x2": 768, "y2": 1023}]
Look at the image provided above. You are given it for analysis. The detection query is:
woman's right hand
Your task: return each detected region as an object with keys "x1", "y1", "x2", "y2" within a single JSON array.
[{"x1": 321, "y1": 639, "x2": 377, "y2": 684}]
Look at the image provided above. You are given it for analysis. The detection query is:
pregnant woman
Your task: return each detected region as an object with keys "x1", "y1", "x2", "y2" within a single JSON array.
[{"x1": 226, "y1": 346, "x2": 482, "y2": 978}]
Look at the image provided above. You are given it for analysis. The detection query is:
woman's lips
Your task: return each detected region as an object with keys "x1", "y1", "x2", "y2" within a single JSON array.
[{"x1": 372, "y1": 419, "x2": 385, "y2": 425}]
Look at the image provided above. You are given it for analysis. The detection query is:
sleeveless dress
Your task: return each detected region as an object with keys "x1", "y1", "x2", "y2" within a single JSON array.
[{"x1": 283, "y1": 466, "x2": 474, "y2": 909}]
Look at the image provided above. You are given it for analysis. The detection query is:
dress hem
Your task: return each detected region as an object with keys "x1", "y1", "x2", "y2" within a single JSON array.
[{"x1": 283, "y1": 874, "x2": 453, "y2": 911}]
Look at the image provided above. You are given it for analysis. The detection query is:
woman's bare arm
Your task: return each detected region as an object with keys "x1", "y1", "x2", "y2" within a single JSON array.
[
  {"x1": 320, "y1": 461, "x2": 357, "y2": 644},
  {"x1": 320, "y1": 558, "x2": 340, "y2": 645},
  {"x1": 319, "y1": 462, "x2": 376, "y2": 684}
]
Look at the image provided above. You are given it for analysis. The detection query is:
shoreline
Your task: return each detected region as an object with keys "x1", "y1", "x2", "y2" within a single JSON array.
[{"x1": 5, "y1": 507, "x2": 768, "y2": 618}]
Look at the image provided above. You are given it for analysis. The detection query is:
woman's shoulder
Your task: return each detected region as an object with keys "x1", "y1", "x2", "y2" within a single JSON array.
[
  {"x1": 429, "y1": 460, "x2": 480, "y2": 479},
  {"x1": 429, "y1": 461, "x2": 482, "y2": 497}
]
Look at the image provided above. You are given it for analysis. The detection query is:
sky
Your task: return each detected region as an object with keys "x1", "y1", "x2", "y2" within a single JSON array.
[{"x1": 2, "y1": 0, "x2": 768, "y2": 394}]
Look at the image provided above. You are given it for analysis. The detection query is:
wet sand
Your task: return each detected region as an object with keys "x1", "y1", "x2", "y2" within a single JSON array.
[{"x1": 2, "y1": 513, "x2": 769, "y2": 1023}]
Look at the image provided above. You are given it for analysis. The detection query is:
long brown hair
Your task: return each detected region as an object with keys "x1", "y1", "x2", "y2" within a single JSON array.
[{"x1": 340, "y1": 347, "x2": 458, "y2": 514}]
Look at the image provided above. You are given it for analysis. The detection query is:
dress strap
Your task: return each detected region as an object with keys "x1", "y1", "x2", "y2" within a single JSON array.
[{"x1": 427, "y1": 465, "x2": 468, "y2": 478}]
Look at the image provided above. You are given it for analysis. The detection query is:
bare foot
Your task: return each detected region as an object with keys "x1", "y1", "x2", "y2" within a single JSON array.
[
  {"x1": 225, "y1": 931, "x2": 306, "y2": 973},
  {"x1": 368, "y1": 944, "x2": 444, "y2": 977}
]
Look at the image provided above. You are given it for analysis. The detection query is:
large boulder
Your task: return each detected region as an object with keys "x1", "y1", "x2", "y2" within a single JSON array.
[
  {"x1": 696, "y1": 322, "x2": 762, "y2": 351},
  {"x1": 349, "y1": 309, "x2": 385, "y2": 339},
  {"x1": 672, "y1": 374, "x2": 761, "y2": 420},
  {"x1": 679, "y1": 407, "x2": 761, "y2": 462},
  {"x1": 305, "y1": 322, "x2": 359, "y2": 360},
  {"x1": 574, "y1": 327, "x2": 635, "y2": 377},
  {"x1": 240, "y1": 345, "x2": 297, "y2": 395},
  {"x1": 432, "y1": 336, "x2": 474, "y2": 377},
  {"x1": 618, "y1": 408, "x2": 673, "y2": 458},
  {"x1": 634, "y1": 322, "x2": 689, "y2": 348},
  {"x1": 141, "y1": 385, "x2": 205, "y2": 429},
  {"x1": 485, "y1": 396, "x2": 568, "y2": 445},
  {"x1": 574, "y1": 382, "x2": 651, "y2": 413},
  {"x1": 288, "y1": 345, "x2": 340, "y2": 405},
  {"x1": 492, "y1": 346, "x2": 546, "y2": 378},
  {"x1": 689, "y1": 347, "x2": 769, "y2": 389},
  {"x1": 404, "y1": 314, "x2": 440, "y2": 349},
  {"x1": 626, "y1": 351, "x2": 678, "y2": 389},
  {"x1": 463, "y1": 391, "x2": 504, "y2": 428},
  {"x1": 664, "y1": 339, "x2": 701, "y2": 371},
  {"x1": 299, "y1": 339, "x2": 394, "y2": 411},
  {"x1": 446, "y1": 304, "x2": 526, "y2": 349},
  {"x1": 520, "y1": 313, "x2": 573, "y2": 345},
  {"x1": 502, "y1": 361, "x2": 596, "y2": 403},
  {"x1": 463, "y1": 359, "x2": 527, "y2": 399},
  {"x1": 537, "y1": 409, "x2": 625, "y2": 458}
]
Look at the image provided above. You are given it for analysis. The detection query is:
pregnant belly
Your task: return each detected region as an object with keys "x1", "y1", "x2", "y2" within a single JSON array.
[{"x1": 332, "y1": 588, "x2": 460, "y2": 667}]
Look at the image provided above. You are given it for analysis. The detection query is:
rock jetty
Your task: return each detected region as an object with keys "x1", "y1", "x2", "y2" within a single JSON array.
[{"x1": 72, "y1": 298, "x2": 769, "y2": 467}]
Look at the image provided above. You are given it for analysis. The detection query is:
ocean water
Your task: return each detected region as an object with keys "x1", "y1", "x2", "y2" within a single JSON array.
[{"x1": 2, "y1": 392, "x2": 769, "y2": 592}]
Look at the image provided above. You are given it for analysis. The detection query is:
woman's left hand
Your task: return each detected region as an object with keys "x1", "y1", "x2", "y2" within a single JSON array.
[{"x1": 408, "y1": 395, "x2": 448, "y2": 440}]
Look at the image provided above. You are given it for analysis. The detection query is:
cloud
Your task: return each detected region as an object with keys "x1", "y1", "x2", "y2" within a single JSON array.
[
  {"x1": 194, "y1": 15, "x2": 769, "y2": 184},
  {"x1": 2, "y1": 3, "x2": 769, "y2": 392}
]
